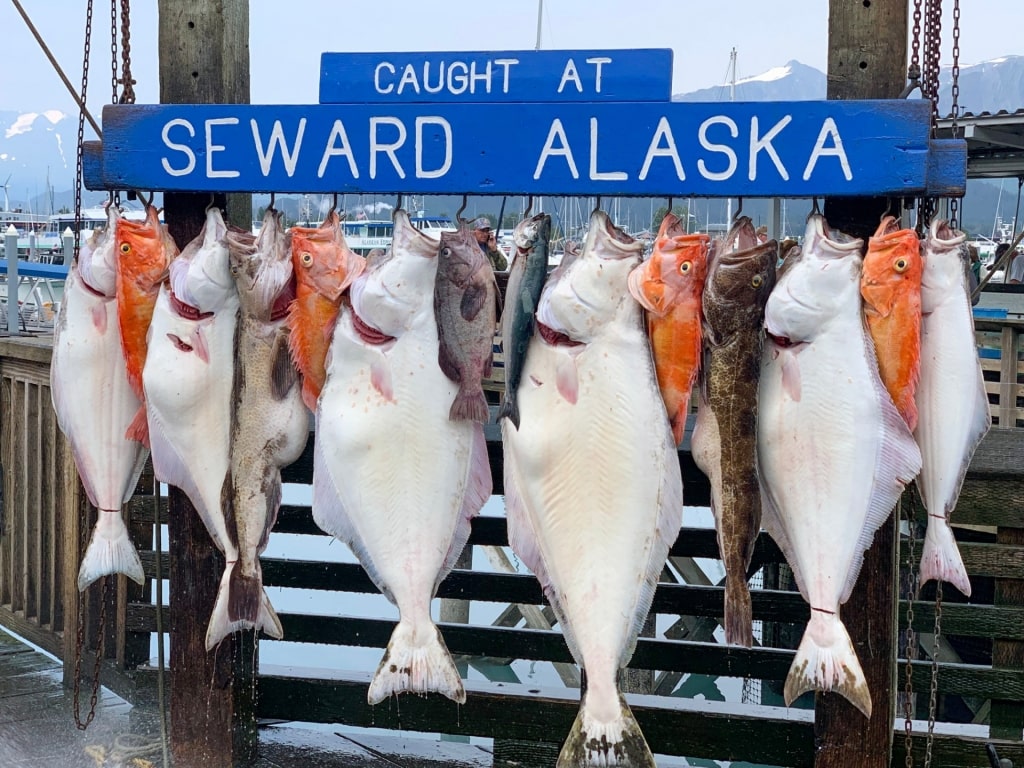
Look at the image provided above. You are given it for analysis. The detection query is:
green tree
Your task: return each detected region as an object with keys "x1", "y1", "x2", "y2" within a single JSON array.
[
  {"x1": 652, "y1": 205, "x2": 691, "y2": 231},
  {"x1": 502, "y1": 212, "x2": 520, "y2": 229}
]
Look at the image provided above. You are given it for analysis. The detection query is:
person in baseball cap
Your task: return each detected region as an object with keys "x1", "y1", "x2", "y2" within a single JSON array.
[{"x1": 470, "y1": 216, "x2": 507, "y2": 271}]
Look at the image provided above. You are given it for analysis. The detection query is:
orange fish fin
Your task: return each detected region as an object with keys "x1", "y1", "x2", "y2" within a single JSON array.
[{"x1": 125, "y1": 404, "x2": 150, "y2": 449}]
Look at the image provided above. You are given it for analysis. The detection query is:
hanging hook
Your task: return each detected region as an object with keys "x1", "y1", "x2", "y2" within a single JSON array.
[
  {"x1": 329, "y1": 193, "x2": 338, "y2": 215},
  {"x1": 524, "y1": 196, "x2": 534, "y2": 217},
  {"x1": 811, "y1": 197, "x2": 821, "y2": 216},
  {"x1": 667, "y1": 196, "x2": 673, "y2": 214},
  {"x1": 590, "y1": 196, "x2": 602, "y2": 217},
  {"x1": 396, "y1": 193, "x2": 403, "y2": 212},
  {"x1": 733, "y1": 197, "x2": 744, "y2": 221},
  {"x1": 456, "y1": 195, "x2": 468, "y2": 223},
  {"x1": 269, "y1": 192, "x2": 276, "y2": 211},
  {"x1": 205, "y1": 194, "x2": 217, "y2": 213}
]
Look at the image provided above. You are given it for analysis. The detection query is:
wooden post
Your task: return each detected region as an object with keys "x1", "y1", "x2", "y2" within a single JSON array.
[
  {"x1": 157, "y1": 3, "x2": 253, "y2": 767},
  {"x1": 815, "y1": 3, "x2": 908, "y2": 767}
]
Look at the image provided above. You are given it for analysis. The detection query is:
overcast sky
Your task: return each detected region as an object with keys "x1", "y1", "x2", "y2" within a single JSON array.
[{"x1": 1, "y1": 0, "x2": 1021, "y2": 117}]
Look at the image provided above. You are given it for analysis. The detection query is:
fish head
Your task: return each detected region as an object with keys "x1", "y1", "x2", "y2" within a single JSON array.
[
  {"x1": 764, "y1": 214, "x2": 863, "y2": 343},
  {"x1": 628, "y1": 214, "x2": 710, "y2": 317},
  {"x1": 537, "y1": 210, "x2": 643, "y2": 342},
  {"x1": 920, "y1": 218, "x2": 969, "y2": 312},
  {"x1": 77, "y1": 202, "x2": 121, "y2": 296},
  {"x1": 291, "y1": 210, "x2": 366, "y2": 303},
  {"x1": 227, "y1": 208, "x2": 295, "y2": 321},
  {"x1": 438, "y1": 226, "x2": 487, "y2": 288},
  {"x1": 703, "y1": 220, "x2": 777, "y2": 338},
  {"x1": 860, "y1": 216, "x2": 922, "y2": 319},
  {"x1": 116, "y1": 204, "x2": 175, "y2": 290},
  {"x1": 349, "y1": 208, "x2": 438, "y2": 336},
  {"x1": 512, "y1": 212, "x2": 549, "y2": 252},
  {"x1": 169, "y1": 206, "x2": 235, "y2": 313}
]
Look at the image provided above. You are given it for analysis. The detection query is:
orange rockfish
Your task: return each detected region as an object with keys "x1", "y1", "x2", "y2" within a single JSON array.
[
  {"x1": 627, "y1": 213, "x2": 709, "y2": 445},
  {"x1": 287, "y1": 211, "x2": 365, "y2": 411},
  {"x1": 116, "y1": 204, "x2": 177, "y2": 447},
  {"x1": 860, "y1": 215, "x2": 923, "y2": 431}
]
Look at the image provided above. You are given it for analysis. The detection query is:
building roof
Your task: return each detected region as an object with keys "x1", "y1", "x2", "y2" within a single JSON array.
[{"x1": 936, "y1": 109, "x2": 1024, "y2": 179}]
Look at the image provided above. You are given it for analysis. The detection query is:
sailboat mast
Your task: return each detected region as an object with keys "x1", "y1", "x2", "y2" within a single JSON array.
[
  {"x1": 726, "y1": 48, "x2": 737, "y2": 225},
  {"x1": 535, "y1": 0, "x2": 543, "y2": 51}
]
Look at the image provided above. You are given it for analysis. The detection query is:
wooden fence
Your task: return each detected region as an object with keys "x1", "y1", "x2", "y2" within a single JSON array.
[{"x1": 1, "y1": 327, "x2": 1022, "y2": 766}]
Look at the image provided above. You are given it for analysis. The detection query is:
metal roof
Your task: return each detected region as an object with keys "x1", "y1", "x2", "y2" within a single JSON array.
[{"x1": 936, "y1": 109, "x2": 1024, "y2": 179}]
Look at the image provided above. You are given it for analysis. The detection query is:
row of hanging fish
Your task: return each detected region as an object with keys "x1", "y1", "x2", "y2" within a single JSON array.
[{"x1": 50, "y1": 195, "x2": 988, "y2": 768}]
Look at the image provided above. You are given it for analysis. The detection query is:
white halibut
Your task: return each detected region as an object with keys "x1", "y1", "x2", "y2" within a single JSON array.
[
  {"x1": 51, "y1": 205, "x2": 148, "y2": 591},
  {"x1": 503, "y1": 210, "x2": 681, "y2": 768},
  {"x1": 757, "y1": 214, "x2": 921, "y2": 718},
  {"x1": 313, "y1": 209, "x2": 491, "y2": 705},
  {"x1": 914, "y1": 219, "x2": 989, "y2": 596}
]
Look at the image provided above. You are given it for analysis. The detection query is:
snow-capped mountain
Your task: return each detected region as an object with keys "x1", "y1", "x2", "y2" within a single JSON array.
[
  {"x1": 0, "y1": 110, "x2": 96, "y2": 208},
  {"x1": 673, "y1": 60, "x2": 827, "y2": 102}
]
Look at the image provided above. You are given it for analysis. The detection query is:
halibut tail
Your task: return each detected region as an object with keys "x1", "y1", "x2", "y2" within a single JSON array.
[
  {"x1": 724, "y1": 574, "x2": 754, "y2": 648},
  {"x1": 557, "y1": 691, "x2": 654, "y2": 768},
  {"x1": 367, "y1": 618, "x2": 464, "y2": 705},
  {"x1": 918, "y1": 516, "x2": 972, "y2": 596},
  {"x1": 497, "y1": 394, "x2": 520, "y2": 430},
  {"x1": 77, "y1": 509, "x2": 145, "y2": 591},
  {"x1": 205, "y1": 561, "x2": 283, "y2": 650},
  {"x1": 784, "y1": 610, "x2": 871, "y2": 718}
]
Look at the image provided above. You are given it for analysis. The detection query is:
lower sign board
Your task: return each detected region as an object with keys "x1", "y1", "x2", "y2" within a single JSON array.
[{"x1": 89, "y1": 100, "x2": 964, "y2": 197}]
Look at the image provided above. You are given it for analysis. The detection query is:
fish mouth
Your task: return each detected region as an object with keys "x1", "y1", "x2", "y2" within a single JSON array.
[
  {"x1": 170, "y1": 288, "x2": 214, "y2": 321},
  {"x1": 536, "y1": 319, "x2": 583, "y2": 347},
  {"x1": 928, "y1": 218, "x2": 966, "y2": 246},
  {"x1": 349, "y1": 301, "x2": 395, "y2": 345},
  {"x1": 270, "y1": 273, "x2": 296, "y2": 321},
  {"x1": 807, "y1": 214, "x2": 864, "y2": 258}
]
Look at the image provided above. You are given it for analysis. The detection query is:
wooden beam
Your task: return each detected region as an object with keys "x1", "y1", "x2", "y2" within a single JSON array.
[
  {"x1": 816, "y1": 2, "x2": 908, "y2": 767},
  {"x1": 158, "y1": 2, "x2": 253, "y2": 767}
]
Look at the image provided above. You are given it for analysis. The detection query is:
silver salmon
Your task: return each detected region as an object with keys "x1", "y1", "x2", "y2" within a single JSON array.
[
  {"x1": 435, "y1": 225, "x2": 498, "y2": 422},
  {"x1": 498, "y1": 212, "x2": 551, "y2": 429},
  {"x1": 691, "y1": 216, "x2": 777, "y2": 648},
  {"x1": 219, "y1": 208, "x2": 309, "y2": 642},
  {"x1": 503, "y1": 210, "x2": 681, "y2": 768},
  {"x1": 757, "y1": 214, "x2": 921, "y2": 717}
]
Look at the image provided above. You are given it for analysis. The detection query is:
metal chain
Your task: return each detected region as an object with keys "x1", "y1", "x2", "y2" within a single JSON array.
[
  {"x1": 108, "y1": 0, "x2": 117, "y2": 104},
  {"x1": 924, "y1": 0, "x2": 943, "y2": 133},
  {"x1": 73, "y1": 0, "x2": 94, "y2": 263},
  {"x1": 909, "y1": 0, "x2": 923, "y2": 83},
  {"x1": 923, "y1": 581, "x2": 943, "y2": 768},
  {"x1": 903, "y1": 489, "x2": 922, "y2": 767},
  {"x1": 119, "y1": 0, "x2": 136, "y2": 104},
  {"x1": 948, "y1": 0, "x2": 962, "y2": 229},
  {"x1": 73, "y1": 573, "x2": 108, "y2": 730}
]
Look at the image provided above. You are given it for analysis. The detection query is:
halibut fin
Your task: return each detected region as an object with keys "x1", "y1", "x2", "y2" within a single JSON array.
[
  {"x1": 784, "y1": 610, "x2": 871, "y2": 718},
  {"x1": 77, "y1": 509, "x2": 145, "y2": 591},
  {"x1": 556, "y1": 692, "x2": 655, "y2": 768},
  {"x1": 367, "y1": 619, "x2": 464, "y2": 705}
]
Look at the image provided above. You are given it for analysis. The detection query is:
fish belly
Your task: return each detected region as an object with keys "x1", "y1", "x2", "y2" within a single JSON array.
[
  {"x1": 915, "y1": 296, "x2": 990, "y2": 517},
  {"x1": 315, "y1": 316, "x2": 476, "y2": 619},
  {"x1": 52, "y1": 268, "x2": 147, "y2": 510},
  {"x1": 144, "y1": 287, "x2": 237, "y2": 552},
  {"x1": 758, "y1": 328, "x2": 888, "y2": 611},
  {"x1": 504, "y1": 333, "x2": 681, "y2": 690}
]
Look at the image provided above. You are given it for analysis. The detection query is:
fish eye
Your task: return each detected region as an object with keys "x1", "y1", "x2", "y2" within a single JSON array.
[
  {"x1": 679, "y1": 261, "x2": 692, "y2": 274},
  {"x1": 894, "y1": 257, "x2": 909, "y2": 273},
  {"x1": 441, "y1": 247, "x2": 452, "y2": 258},
  {"x1": 120, "y1": 243, "x2": 131, "y2": 254},
  {"x1": 751, "y1": 274, "x2": 764, "y2": 288},
  {"x1": 300, "y1": 252, "x2": 313, "y2": 266}
]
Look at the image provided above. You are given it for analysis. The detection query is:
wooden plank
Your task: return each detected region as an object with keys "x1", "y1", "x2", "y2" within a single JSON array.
[
  {"x1": 998, "y1": 326, "x2": 1019, "y2": 427},
  {"x1": 10, "y1": 379, "x2": 25, "y2": 615},
  {"x1": 39, "y1": 388, "x2": 55, "y2": 629},
  {"x1": 991, "y1": 524, "x2": 1024, "y2": 740},
  {"x1": 900, "y1": 540, "x2": 1024, "y2": 579},
  {"x1": 159, "y1": 3, "x2": 253, "y2": 765},
  {"x1": 0, "y1": 375, "x2": 11, "y2": 608},
  {"x1": 25, "y1": 382, "x2": 40, "y2": 623}
]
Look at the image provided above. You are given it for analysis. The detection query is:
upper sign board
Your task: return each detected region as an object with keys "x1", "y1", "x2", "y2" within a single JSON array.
[
  {"x1": 89, "y1": 100, "x2": 964, "y2": 197},
  {"x1": 319, "y1": 49, "x2": 673, "y2": 103}
]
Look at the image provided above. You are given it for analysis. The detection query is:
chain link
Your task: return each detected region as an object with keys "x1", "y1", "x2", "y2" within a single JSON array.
[
  {"x1": 119, "y1": 0, "x2": 136, "y2": 104},
  {"x1": 909, "y1": 0, "x2": 923, "y2": 82},
  {"x1": 903, "y1": 489, "x2": 922, "y2": 767},
  {"x1": 923, "y1": 581, "x2": 943, "y2": 768},
  {"x1": 109, "y1": 0, "x2": 117, "y2": 104},
  {"x1": 73, "y1": 0, "x2": 94, "y2": 263},
  {"x1": 73, "y1": 572, "x2": 108, "y2": 730},
  {"x1": 948, "y1": 0, "x2": 962, "y2": 230}
]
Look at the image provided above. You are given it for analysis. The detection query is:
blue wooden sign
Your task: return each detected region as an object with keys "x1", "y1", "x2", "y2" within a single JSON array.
[
  {"x1": 87, "y1": 100, "x2": 965, "y2": 197},
  {"x1": 319, "y1": 49, "x2": 674, "y2": 103}
]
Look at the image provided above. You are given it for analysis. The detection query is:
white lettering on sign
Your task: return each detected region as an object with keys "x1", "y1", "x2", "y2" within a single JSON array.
[
  {"x1": 697, "y1": 116, "x2": 738, "y2": 181},
  {"x1": 398, "y1": 65, "x2": 420, "y2": 94},
  {"x1": 803, "y1": 118, "x2": 852, "y2": 181},
  {"x1": 251, "y1": 119, "x2": 306, "y2": 177},
  {"x1": 369, "y1": 117, "x2": 407, "y2": 179},
  {"x1": 533, "y1": 119, "x2": 579, "y2": 180},
  {"x1": 557, "y1": 59, "x2": 583, "y2": 94},
  {"x1": 161, "y1": 119, "x2": 196, "y2": 177},
  {"x1": 749, "y1": 115, "x2": 791, "y2": 181},
  {"x1": 585, "y1": 57, "x2": 611, "y2": 93},
  {"x1": 639, "y1": 117, "x2": 685, "y2": 181},
  {"x1": 318, "y1": 120, "x2": 358, "y2": 179},
  {"x1": 494, "y1": 59, "x2": 519, "y2": 93},
  {"x1": 374, "y1": 63, "x2": 396, "y2": 94},
  {"x1": 589, "y1": 118, "x2": 627, "y2": 180},
  {"x1": 205, "y1": 118, "x2": 240, "y2": 178},
  {"x1": 415, "y1": 117, "x2": 452, "y2": 178}
]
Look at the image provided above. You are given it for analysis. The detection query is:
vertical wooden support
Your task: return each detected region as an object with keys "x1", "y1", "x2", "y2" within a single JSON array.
[
  {"x1": 991, "y1": 525, "x2": 1024, "y2": 739},
  {"x1": 158, "y1": 2, "x2": 253, "y2": 766},
  {"x1": 815, "y1": 3, "x2": 908, "y2": 766},
  {"x1": 999, "y1": 326, "x2": 1019, "y2": 427}
]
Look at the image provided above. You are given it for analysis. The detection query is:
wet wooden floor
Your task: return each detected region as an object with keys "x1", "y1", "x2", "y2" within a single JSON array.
[{"x1": 0, "y1": 627, "x2": 494, "y2": 767}]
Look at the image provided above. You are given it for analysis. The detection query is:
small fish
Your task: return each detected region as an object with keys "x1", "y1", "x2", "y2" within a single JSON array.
[
  {"x1": 498, "y1": 213, "x2": 551, "y2": 429},
  {"x1": 313, "y1": 209, "x2": 491, "y2": 705},
  {"x1": 627, "y1": 213, "x2": 710, "y2": 445},
  {"x1": 287, "y1": 210, "x2": 365, "y2": 411},
  {"x1": 860, "y1": 215, "x2": 923, "y2": 431},
  {"x1": 51, "y1": 204, "x2": 147, "y2": 590},
  {"x1": 115, "y1": 204, "x2": 178, "y2": 447},
  {"x1": 690, "y1": 217, "x2": 776, "y2": 648},
  {"x1": 435, "y1": 225, "x2": 498, "y2": 422},
  {"x1": 504, "y1": 210, "x2": 680, "y2": 768},
  {"x1": 758, "y1": 214, "x2": 921, "y2": 717},
  {"x1": 217, "y1": 208, "x2": 309, "y2": 644},
  {"x1": 914, "y1": 219, "x2": 989, "y2": 596}
]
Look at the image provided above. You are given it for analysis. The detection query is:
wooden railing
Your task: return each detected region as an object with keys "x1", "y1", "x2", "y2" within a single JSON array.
[
  {"x1": 1, "y1": 330, "x2": 1022, "y2": 766},
  {"x1": 976, "y1": 316, "x2": 1024, "y2": 428}
]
